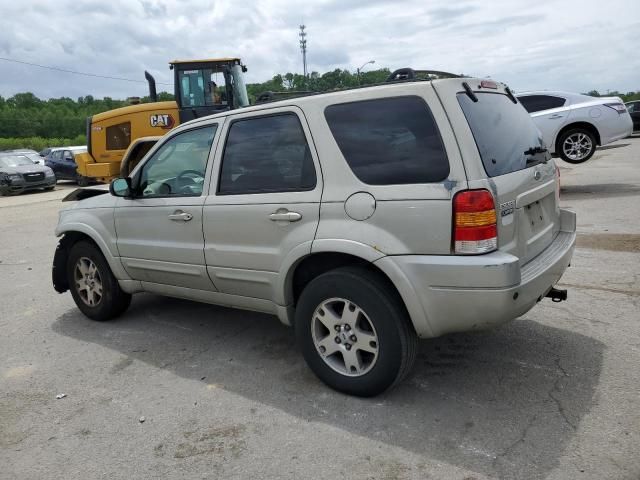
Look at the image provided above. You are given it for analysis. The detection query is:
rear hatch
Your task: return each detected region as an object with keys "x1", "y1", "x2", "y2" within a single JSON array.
[{"x1": 434, "y1": 79, "x2": 560, "y2": 264}]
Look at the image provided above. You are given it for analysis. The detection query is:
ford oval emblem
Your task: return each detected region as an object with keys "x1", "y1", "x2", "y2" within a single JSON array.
[{"x1": 534, "y1": 170, "x2": 542, "y2": 180}]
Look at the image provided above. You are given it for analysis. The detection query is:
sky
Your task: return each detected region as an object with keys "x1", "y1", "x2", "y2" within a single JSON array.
[{"x1": 0, "y1": 0, "x2": 638, "y2": 100}]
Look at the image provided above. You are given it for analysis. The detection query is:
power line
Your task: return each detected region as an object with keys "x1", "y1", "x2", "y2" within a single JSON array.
[{"x1": 0, "y1": 56, "x2": 171, "y2": 85}]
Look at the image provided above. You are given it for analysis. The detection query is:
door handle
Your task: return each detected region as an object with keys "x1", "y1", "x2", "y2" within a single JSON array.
[
  {"x1": 549, "y1": 114, "x2": 563, "y2": 119},
  {"x1": 269, "y1": 211, "x2": 302, "y2": 222},
  {"x1": 168, "y1": 211, "x2": 193, "y2": 222}
]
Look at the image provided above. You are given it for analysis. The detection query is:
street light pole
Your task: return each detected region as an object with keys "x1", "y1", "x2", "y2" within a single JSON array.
[{"x1": 356, "y1": 60, "x2": 375, "y2": 85}]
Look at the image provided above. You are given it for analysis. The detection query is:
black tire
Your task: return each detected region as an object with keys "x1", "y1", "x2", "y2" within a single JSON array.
[
  {"x1": 67, "y1": 240, "x2": 131, "y2": 321},
  {"x1": 557, "y1": 128, "x2": 597, "y2": 164},
  {"x1": 295, "y1": 266, "x2": 417, "y2": 396},
  {"x1": 44, "y1": 186, "x2": 55, "y2": 191},
  {"x1": 76, "y1": 174, "x2": 90, "y2": 187}
]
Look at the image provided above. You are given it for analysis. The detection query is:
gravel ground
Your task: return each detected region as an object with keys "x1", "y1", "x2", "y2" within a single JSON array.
[{"x1": 1, "y1": 139, "x2": 639, "y2": 479}]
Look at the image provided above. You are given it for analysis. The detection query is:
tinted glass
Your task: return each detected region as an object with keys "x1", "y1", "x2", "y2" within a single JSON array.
[
  {"x1": 458, "y1": 92, "x2": 548, "y2": 177},
  {"x1": 106, "y1": 122, "x2": 131, "y2": 150},
  {"x1": 218, "y1": 113, "x2": 316, "y2": 195},
  {"x1": 626, "y1": 102, "x2": 636, "y2": 113},
  {"x1": 518, "y1": 95, "x2": 566, "y2": 113},
  {"x1": 139, "y1": 126, "x2": 216, "y2": 197},
  {"x1": 324, "y1": 96, "x2": 449, "y2": 185}
]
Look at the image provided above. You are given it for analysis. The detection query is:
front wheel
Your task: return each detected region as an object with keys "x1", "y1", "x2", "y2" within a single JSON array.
[
  {"x1": 295, "y1": 266, "x2": 417, "y2": 396},
  {"x1": 67, "y1": 241, "x2": 131, "y2": 321},
  {"x1": 557, "y1": 128, "x2": 597, "y2": 164}
]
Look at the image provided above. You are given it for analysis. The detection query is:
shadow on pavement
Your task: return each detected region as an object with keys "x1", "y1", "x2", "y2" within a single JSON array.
[
  {"x1": 597, "y1": 143, "x2": 630, "y2": 151},
  {"x1": 560, "y1": 182, "x2": 640, "y2": 199},
  {"x1": 52, "y1": 294, "x2": 603, "y2": 479}
]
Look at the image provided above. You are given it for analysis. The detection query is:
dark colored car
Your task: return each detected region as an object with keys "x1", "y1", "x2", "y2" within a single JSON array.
[
  {"x1": 626, "y1": 101, "x2": 640, "y2": 132},
  {"x1": 39, "y1": 147, "x2": 53, "y2": 158},
  {"x1": 0, "y1": 153, "x2": 57, "y2": 195},
  {"x1": 45, "y1": 147, "x2": 90, "y2": 186}
]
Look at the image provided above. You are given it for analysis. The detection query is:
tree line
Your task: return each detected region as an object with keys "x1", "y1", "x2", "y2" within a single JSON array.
[{"x1": 1, "y1": 68, "x2": 638, "y2": 150}]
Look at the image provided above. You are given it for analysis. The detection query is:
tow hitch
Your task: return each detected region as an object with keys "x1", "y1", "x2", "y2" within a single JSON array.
[{"x1": 546, "y1": 287, "x2": 568, "y2": 303}]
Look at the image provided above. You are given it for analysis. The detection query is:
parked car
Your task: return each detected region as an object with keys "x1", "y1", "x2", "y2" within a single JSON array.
[
  {"x1": 517, "y1": 91, "x2": 633, "y2": 163},
  {"x1": 1, "y1": 149, "x2": 47, "y2": 166},
  {"x1": 625, "y1": 101, "x2": 640, "y2": 132},
  {"x1": 52, "y1": 76, "x2": 576, "y2": 396},
  {"x1": 0, "y1": 152, "x2": 56, "y2": 195},
  {"x1": 45, "y1": 146, "x2": 90, "y2": 186}
]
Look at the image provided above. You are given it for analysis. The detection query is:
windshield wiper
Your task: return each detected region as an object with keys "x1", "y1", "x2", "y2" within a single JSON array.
[{"x1": 524, "y1": 146, "x2": 548, "y2": 156}]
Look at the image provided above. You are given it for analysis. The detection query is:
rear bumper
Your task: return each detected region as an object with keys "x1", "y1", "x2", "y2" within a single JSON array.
[
  {"x1": 601, "y1": 114, "x2": 634, "y2": 144},
  {"x1": 376, "y1": 209, "x2": 576, "y2": 338}
]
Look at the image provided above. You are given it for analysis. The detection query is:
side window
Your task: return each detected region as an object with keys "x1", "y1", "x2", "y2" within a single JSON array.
[
  {"x1": 518, "y1": 95, "x2": 566, "y2": 113},
  {"x1": 63, "y1": 150, "x2": 73, "y2": 161},
  {"x1": 106, "y1": 122, "x2": 131, "y2": 150},
  {"x1": 53, "y1": 150, "x2": 63, "y2": 161},
  {"x1": 138, "y1": 125, "x2": 216, "y2": 198},
  {"x1": 324, "y1": 96, "x2": 449, "y2": 185},
  {"x1": 218, "y1": 113, "x2": 316, "y2": 195},
  {"x1": 626, "y1": 103, "x2": 636, "y2": 113}
]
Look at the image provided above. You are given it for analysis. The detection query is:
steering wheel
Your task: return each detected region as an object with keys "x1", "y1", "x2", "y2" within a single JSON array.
[
  {"x1": 176, "y1": 169, "x2": 204, "y2": 195},
  {"x1": 177, "y1": 170, "x2": 203, "y2": 182}
]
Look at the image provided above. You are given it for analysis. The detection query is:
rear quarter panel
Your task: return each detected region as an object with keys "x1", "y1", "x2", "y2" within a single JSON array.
[{"x1": 301, "y1": 82, "x2": 469, "y2": 255}]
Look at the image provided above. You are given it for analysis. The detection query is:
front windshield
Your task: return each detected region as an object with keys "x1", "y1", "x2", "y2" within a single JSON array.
[
  {"x1": 25, "y1": 153, "x2": 42, "y2": 163},
  {"x1": 0, "y1": 155, "x2": 35, "y2": 167}
]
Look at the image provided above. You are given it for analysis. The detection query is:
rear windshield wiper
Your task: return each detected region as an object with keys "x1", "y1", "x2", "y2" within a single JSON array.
[{"x1": 524, "y1": 146, "x2": 548, "y2": 156}]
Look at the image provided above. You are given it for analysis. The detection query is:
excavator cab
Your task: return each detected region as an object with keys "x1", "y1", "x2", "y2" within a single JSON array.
[{"x1": 170, "y1": 58, "x2": 249, "y2": 122}]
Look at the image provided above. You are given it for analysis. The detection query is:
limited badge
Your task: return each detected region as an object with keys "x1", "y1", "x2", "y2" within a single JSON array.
[{"x1": 500, "y1": 200, "x2": 515, "y2": 217}]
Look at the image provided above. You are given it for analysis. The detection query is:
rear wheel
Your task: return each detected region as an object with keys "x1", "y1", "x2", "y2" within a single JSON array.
[
  {"x1": 295, "y1": 266, "x2": 417, "y2": 396},
  {"x1": 557, "y1": 128, "x2": 597, "y2": 164},
  {"x1": 67, "y1": 241, "x2": 131, "y2": 321}
]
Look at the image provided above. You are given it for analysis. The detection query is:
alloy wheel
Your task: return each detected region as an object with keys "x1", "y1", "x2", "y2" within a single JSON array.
[
  {"x1": 74, "y1": 257, "x2": 103, "y2": 307},
  {"x1": 562, "y1": 132, "x2": 593, "y2": 161},
  {"x1": 311, "y1": 297, "x2": 379, "y2": 377}
]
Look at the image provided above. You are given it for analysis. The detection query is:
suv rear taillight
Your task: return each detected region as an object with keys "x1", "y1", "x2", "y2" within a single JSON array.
[{"x1": 453, "y1": 189, "x2": 497, "y2": 255}]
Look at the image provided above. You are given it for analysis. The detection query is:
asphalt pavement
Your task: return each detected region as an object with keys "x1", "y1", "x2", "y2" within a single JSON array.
[{"x1": 1, "y1": 141, "x2": 639, "y2": 479}]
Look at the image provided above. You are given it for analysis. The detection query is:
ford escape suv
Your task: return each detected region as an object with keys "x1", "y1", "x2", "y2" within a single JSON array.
[{"x1": 52, "y1": 75, "x2": 576, "y2": 396}]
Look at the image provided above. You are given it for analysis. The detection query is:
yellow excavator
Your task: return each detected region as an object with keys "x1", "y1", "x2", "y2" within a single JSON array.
[{"x1": 75, "y1": 58, "x2": 249, "y2": 184}]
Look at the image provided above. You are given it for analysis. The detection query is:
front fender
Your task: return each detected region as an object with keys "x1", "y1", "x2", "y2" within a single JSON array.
[{"x1": 56, "y1": 220, "x2": 130, "y2": 281}]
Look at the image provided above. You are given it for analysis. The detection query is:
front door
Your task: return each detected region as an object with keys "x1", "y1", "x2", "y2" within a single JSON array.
[
  {"x1": 203, "y1": 107, "x2": 322, "y2": 301},
  {"x1": 114, "y1": 124, "x2": 220, "y2": 291}
]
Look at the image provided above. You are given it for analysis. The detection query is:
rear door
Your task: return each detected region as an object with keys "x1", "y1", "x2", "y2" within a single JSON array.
[
  {"x1": 203, "y1": 107, "x2": 321, "y2": 301},
  {"x1": 518, "y1": 95, "x2": 570, "y2": 150},
  {"x1": 434, "y1": 80, "x2": 560, "y2": 264}
]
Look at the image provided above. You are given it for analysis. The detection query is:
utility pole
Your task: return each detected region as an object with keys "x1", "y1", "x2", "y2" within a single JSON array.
[
  {"x1": 357, "y1": 60, "x2": 375, "y2": 85},
  {"x1": 299, "y1": 25, "x2": 308, "y2": 79}
]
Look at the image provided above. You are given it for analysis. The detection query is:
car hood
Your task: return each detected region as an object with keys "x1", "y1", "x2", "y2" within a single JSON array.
[
  {"x1": 1, "y1": 164, "x2": 52, "y2": 174},
  {"x1": 61, "y1": 185, "x2": 116, "y2": 210}
]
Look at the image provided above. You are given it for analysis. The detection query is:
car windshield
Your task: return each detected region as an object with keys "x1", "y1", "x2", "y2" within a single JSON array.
[
  {"x1": 24, "y1": 153, "x2": 42, "y2": 163},
  {"x1": 0, "y1": 155, "x2": 35, "y2": 167},
  {"x1": 457, "y1": 92, "x2": 548, "y2": 177}
]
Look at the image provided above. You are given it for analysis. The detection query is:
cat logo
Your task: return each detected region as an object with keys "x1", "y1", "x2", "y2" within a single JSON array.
[{"x1": 150, "y1": 114, "x2": 175, "y2": 129}]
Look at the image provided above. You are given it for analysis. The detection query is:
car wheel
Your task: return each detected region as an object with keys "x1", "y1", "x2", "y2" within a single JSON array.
[
  {"x1": 295, "y1": 266, "x2": 417, "y2": 396},
  {"x1": 44, "y1": 186, "x2": 55, "y2": 191},
  {"x1": 558, "y1": 128, "x2": 597, "y2": 164},
  {"x1": 76, "y1": 174, "x2": 90, "y2": 187},
  {"x1": 67, "y1": 241, "x2": 131, "y2": 321}
]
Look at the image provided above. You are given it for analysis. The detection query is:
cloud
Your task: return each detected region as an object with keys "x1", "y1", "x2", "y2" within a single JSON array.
[{"x1": 0, "y1": 0, "x2": 638, "y2": 100}]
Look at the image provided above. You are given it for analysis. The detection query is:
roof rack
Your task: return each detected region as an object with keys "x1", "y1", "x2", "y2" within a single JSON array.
[
  {"x1": 385, "y1": 68, "x2": 462, "y2": 82},
  {"x1": 253, "y1": 68, "x2": 466, "y2": 105}
]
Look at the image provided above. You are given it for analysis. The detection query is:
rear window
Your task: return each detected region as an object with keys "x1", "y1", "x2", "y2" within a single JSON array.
[
  {"x1": 324, "y1": 96, "x2": 449, "y2": 185},
  {"x1": 458, "y1": 92, "x2": 546, "y2": 177},
  {"x1": 518, "y1": 95, "x2": 566, "y2": 113}
]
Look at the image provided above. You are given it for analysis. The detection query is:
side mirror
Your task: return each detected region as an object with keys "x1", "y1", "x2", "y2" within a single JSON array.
[{"x1": 110, "y1": 177, "x2": 132, "y2": 198}]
